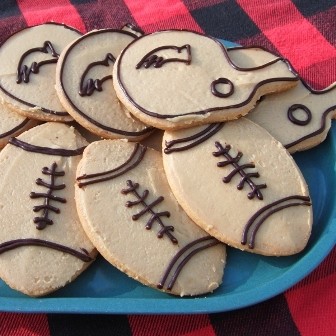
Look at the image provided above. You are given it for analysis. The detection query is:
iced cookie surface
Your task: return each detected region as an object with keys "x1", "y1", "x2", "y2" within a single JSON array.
[
  {"x1": 56, "y1": 29, "x2": 152, "y2": 141},
  {"x1": 0, "y1": 100, "x2": 37, "y2": 148},
  {"x1": 162, "y1": 119, "x2": 312, "y2": 256},
  {"x1": 247, "y1": 79, "x2": 336, "y2": 153},
  {"x1": 113, "y1": 30, "x2": 299, "y2": 130},
  {"x1": 75, "y1": 140, "x2": 226, "y2": 296},
  {"x1": 0, "y1": 22, "x2": 82, "y2": 121},
  {"x1": 0, "y1": 122, "x2": 97, "y2": 296}
]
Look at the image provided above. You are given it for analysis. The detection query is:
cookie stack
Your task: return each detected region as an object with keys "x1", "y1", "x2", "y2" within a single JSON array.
[{"x1": 0, "y1": 22, "x2": 333, "y2": 297}]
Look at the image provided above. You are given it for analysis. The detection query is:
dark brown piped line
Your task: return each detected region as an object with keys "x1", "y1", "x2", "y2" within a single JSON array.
[
  {"x1": 30, "y1": 162, "x2": 66, "y2": 230},
  {"x1": 0, "y1": 22, "x2": 82, "y2": 117},
  {"x1": 116, "y1": 30, "x2": 299, "y2": 120},
  {"x1": 158, "y1": 236, "x2": 220, "y2": 291},
  {"x1": 0, "y1": 118, "x2": 30, "y2": 139},
  {"x1": 241, "y1": 195, "x2": 311, "y2": 249},
  {"x1": 287, "y1": 104, "x2": 312, "y2": 126},
  {"x1": 77, "y1": 143, "x2": 147, "y2": 187},
  {"x1": 16, "y1": 41, "x2": 59, "y2": 84},
  {"x1": 213, "y1": 141, "x2": 267, "y2": 200},
  {"x1": 285, "y1": 105, "x2": 336, "y2": 150},
  {"x1": 0, "y1": 85, "x2": 70, "y2": 116},
  {"x1": 136, "y1": 44, "x2": 191, "y2": 69},
  {"x1": 122, "y1": 179, "x2": 178, "y2": 244},
  {"x1": 79, "y1": 53, "x2": 116, "y2": 97},
  {"x1": 9, "y1": 137, "x2": 86, "y2": 156},
  {"x1": 164, "y1": 123, "x2": 224, "y2": 154},
  {"x1": 0, "y1": 238, "x2": 93, "y2": 262},
  {"x1": 59, "y1": 28, "x2": 153, "y2": 136}
]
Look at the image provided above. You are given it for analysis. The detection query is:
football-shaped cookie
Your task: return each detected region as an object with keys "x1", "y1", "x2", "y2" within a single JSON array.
[
  {"x1": 56, "y1": 28, "x2": 152, "y2": 141},
  {"x1": 162, "y1": 118, "x2": 313, "y2": 256},
  {"x1": 75, "y1": 140, "x2": 226, "y2": 296},
  {"x1": 0, "y1": 122, "x2": 97, "y2": 296},
  {"x1": 0, "y1": 22, "x2": 82, "y2": 122},
  {"x1": 113, "y1": 30, "x2": 299, "y2": 130}
]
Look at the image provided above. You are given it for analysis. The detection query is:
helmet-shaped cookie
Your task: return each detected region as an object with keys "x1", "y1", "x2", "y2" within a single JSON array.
[
  {"x1": 56, "y1": 29, "x2": 152, "y2": 141},
  {"x1": 0, "y1": 23, "x2": 82, "y2": 122},
  {"x1": 0, "y1": 123, "x2": 97, "y2": 296},
  {"x1": 75, "y1": 140, "x2": 226, "y2": 296},
  {"x1": 113, "y1": 30, "x2": 299, "y2": 130},
  {"x1": 247, "y1": 79, "x2": 336, "y2": 153},
  {"x1": 162, "y1": 118, "x2": 312, "y2": 256}
]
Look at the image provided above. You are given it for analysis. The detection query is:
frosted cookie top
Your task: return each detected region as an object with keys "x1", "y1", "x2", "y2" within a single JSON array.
[
  {"x1": 0, "y1": 122, "x2": 97, "y2": 296},
  {"x1": 0, "y1": 22, "x2": 82, "y2": 121},
  {"x1": 75, "y1": 140, "x2": 226, "y2": 296},
  {"x1": 56, "y1": 28, "x2": 153, "y2": 141},
  {"x1": 162, "y1": 119, "x2": 313, "y2": 256},
  {"x1": 113, "y1": 30, "x2": 299, "y2": 130},
  {"x1": 0, "y1": 100, "x2": 37, "y2": 148},
  {"x1": 247, "y1": 79, "x2": 336, "y2": 153}
]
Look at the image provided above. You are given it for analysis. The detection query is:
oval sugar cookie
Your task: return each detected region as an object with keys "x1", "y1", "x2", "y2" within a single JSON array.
[
  {"x1": 113, "y1": 30, "x2": 298, "y2": 130},
  {"x1": 0, "y1": 122, "x2": 97, "y2": 296},
  {"x1": 0, "y1": 22, "x2": 82, "y2": 122},
  {"x1": 75, "y1": 140, "x2": 226, "y2": 296},
  {"x1": 162, "y1": 118, "x2": 313, "y2": 256},
  {"x1": 56, "y1": 29, "x2": 152, "y2": 141}
]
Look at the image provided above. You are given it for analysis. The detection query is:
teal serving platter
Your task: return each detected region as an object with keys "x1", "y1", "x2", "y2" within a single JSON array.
[{"x1": 0, "y1": 40, "x2": 335, "y2": 314}]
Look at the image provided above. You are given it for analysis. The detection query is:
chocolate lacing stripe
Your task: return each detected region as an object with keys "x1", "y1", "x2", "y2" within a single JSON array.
[
  {"x1": 158, "y1": 236, "x2": 220, "y2": 291},
  {"x1": 77, "y1": 143, "x2": 147, "y2": 187},
  {"x1": 241, "y1": 195, "x2": 311, "y2": 249},
  {"x1": 9, "y1": 137, "x2": 86, "y2": 156},
  {"x1": 0, "y1": 238, "x2": 93, "y2": 262},
  {"x1": 164, "y1": 123, "x2": 223, "y2": 154}
]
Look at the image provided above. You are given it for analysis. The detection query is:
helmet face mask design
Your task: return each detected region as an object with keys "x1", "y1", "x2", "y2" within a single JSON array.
[{"x1": 113, "y1": 30, "x2": 299, "y2": 130}]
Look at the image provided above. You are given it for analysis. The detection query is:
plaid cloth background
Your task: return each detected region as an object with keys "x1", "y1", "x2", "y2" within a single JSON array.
[{"x1": 0, "y1": 0, "x2": 335, "y2": 335}]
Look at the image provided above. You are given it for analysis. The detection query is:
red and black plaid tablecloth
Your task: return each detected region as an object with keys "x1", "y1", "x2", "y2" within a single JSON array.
[{"x1": 0, "y1": 1, "x2": 335, "y2": 335}]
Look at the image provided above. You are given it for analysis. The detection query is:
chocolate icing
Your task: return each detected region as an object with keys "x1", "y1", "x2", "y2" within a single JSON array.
[
  {"x1": 0, "y1": 22, "x2": 82, "y2": 117},
  {"x1": 79, "y1": 53, "x2": 115, "y2": 96},
  {"x1": 0, "y1": 238, "x2": 93, "y2": 262},
  {"x1": 283, "y1": 79, "x2": 336, "y2": 150},
  {"x1": 30, "y1": 162, "x2": 66, "y2": 230},
  {"x1": 136, "y1": 44, "x2": 191, "y2": 69},
  {"x1": 287, "y1": 104, "x2": 312, "y2": 126},
  {"x1": 0, "y1": 118, "x2": 30, "y2": 139},
  {"x1": 241, "y1": 195, "x2": 311, "y2": 249},
  {"x1": 16, "y1": 41, "x2": 59, "y2": 84},
  {"x1": 158, "y1": 236, "x2": 220, "y2": 291},
  {"x1": 116, "y1": 31, "x2": 299, "y2": 119},
  {"x1": 9, "y1": 137, "x2": 86, "y2": 156},
  {"x1": 164, "y1": 123, "x2": 224, "y2": 154},
  {"x1": 285, "y1": 105, "x2": 336, "y2": 149},
  {"x1": 213, "y1": 141, "x2": 267, "y2": 200},
  {"x1": 59, "y1": 28, "x2": 153, "y2": 137},
  {"x1": 211, "y1": 78, "x2": 234, "y2": 98},
  {"x1": 121, "y1": 179, "x2": 178, "y2": 244},
  {"x1": 77, "y1": 143, "x2": 147, "y2": 187}
]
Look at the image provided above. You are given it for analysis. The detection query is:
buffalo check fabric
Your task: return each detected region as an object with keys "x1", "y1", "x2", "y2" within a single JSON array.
[{"x1": 0, "y1": 0, "x2": 335, "y2": 335}]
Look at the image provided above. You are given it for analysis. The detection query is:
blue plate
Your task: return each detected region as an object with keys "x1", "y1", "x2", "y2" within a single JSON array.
[{"x1": 0, "y1": 40, "x2": 335, "y2": 314}]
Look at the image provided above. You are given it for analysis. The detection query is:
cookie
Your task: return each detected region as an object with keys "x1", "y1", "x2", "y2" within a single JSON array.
[
  {"x1": 0, "y1": 122, "x2": 97, "y2": 296},
  {"x1": 75, "y1": 140, "x2": 226, "y2": 296},
  {"x1": 0, "y1": 22, "x2": 82, "y2": 122},
  {"x1": 162, "y1": 118, "x2": 313, "y2": 256},
  {"x1": 0, "y1": 100, "x2": 38, "y2": 148},
  {"x1": 247, "y1": 79, "x2": 336, "y2": 153},
  {"x1": 113, "y1": 30, "x2": 299, "y2": 130},
  {"x1": 56, "y1": 28, "x2": 152, "y2": 141}
]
